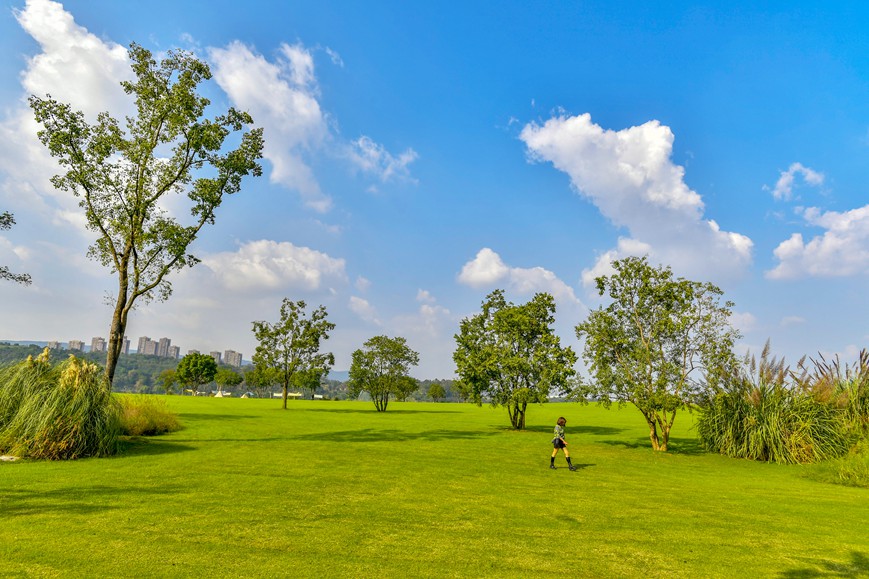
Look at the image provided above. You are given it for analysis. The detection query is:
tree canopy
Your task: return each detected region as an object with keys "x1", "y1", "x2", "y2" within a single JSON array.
[
  {"x1": 176, "y1": 352, "x2": 218, "y2": 395},
  {"x1": 349, "y1": 335, "x2": 420, "y2": 412},
  {"x1": 453, "y1": 290, "x2": 577, "y2": 429},
  {"x1": 252, "y1": 299, "x2": 335, "y2": 409},
  {"x1": 29, "y1": 43, "x2": 263, "y2": 388},
  {"x1": 0, "y1": 212, "x2": 31, "y2": 285},
  {"x1": 575, "y1": 256, "x2": 740, "y2": 451}
]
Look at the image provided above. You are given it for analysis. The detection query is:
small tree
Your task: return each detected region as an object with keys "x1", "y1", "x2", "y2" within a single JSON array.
[
  {"x1": 176, "y1": 353, "x2": 217, "y2": 396},
  {"x1": 428, "y1": 382, "x2": 446, "y2": 402},
  {"x1": 252, "y1": 299, "x2": 335, "y2": 409},
  {"x1": 576, "y1": 256, "x2": 740, "y2": 451},
  {"x1": 215, "y1": 368, "x2": 243, "y2": 395},
  {"x1": 0, "y1": 212, "x2": 31, "y2": 285},
  {"x1": 349, "y1": 335, "x2": 420, "y2": 412},
  {"x1": 454, "y1": 290, "x2": 577, "y2": 429},
  {"x1": 158, "y1": 368, "x2": 177, "y2": 395},
  {"x1": 30, "y1": 43, "x2": 264, "y2": 388}
]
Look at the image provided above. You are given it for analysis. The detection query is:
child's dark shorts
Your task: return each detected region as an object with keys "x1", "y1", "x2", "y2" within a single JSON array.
[{"x1": 553, "y1": 438, "x2": 566, "y2": 449}]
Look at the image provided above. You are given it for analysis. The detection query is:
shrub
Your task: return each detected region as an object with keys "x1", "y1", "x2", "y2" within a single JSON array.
[
  {"x1": 0, "y1": 349, "x2": 120, "y2": 459},
  {"x1": 697, "y1": 343, "x2": 855, "y2": 464},
  {"x1": 805, "y1": 439, "x2": 869, "y2": 488},
  {"x1": 118, "y1": 395, "x2": 181, "y2": 436}
]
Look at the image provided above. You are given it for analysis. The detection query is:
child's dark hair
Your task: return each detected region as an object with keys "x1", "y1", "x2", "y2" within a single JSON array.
[{"x1": 557, "y1": 417, "x2": 566, "y2": 426}]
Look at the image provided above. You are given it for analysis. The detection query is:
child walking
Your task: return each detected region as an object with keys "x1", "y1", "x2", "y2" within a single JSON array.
[{"x1": 550, "y1": 416, "x2": 577, "y2": 471}]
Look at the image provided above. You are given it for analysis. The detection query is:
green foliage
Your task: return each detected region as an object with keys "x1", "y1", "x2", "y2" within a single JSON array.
[
  {"x1": 805, "y1": 438, "x2": 869, "y2": 488},
  {"x1": 697, "y1": 343, "x2": 857, "y2": 464},
  {"x1": 29, "y1": 43, "x2": 264, "y2": 387},
  {"x1": 427, "y1": 382, "x2": 446, "y2": 402},
  {"x1": 576, "y1": 256, "x2": 739, "y2": 450},
  {"x1": 252, "y1": 298, "x2": 335, "y2": 409},
  {"x1": 0, "y1": 211, "x2": 31, "y2": 285},
  {"x1": 349, "y1": 335, "x2": 420, "y2": 411},
  {"x1": 0, "y1": 349, "x2": 120, "y2": 459},
  {"x1": 214, "y1": 368, "x2": 243, "y2": 394},
  {"x1": 118, "y1": 395, "x2": 182, "y2": 436},
  {"x1": 454, "y1": 289, "x2": 576, "y2": 429},
  {"x1": 176, "y1": 352, "x2": 217, "y2": 395},
  {"x1": 158, "y1": 368, "x2": 177, "y2": 395}
]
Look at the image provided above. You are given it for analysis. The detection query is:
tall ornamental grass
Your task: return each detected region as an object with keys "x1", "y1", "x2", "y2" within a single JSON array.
[
  {"x1": 118, "y1": 395, "x2": 181, "y2": 436},
  {"x1": 0, "y1": 349, "x2": 120, "y2": 459},
  {"x1": 697, "y1": 343, "x2": 856, "y2": 464}
]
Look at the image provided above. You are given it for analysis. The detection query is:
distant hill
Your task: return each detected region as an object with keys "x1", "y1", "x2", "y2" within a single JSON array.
[{"x1": 327, "y1": 370, "x2": 350, "y2": 382}]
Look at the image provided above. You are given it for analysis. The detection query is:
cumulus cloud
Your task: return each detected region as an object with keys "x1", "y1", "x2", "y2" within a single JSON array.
[
  {"x1": 520, "y1": 113, "x2": 753, "y2": 285},
  {"x1": 349, "y1": 296, "x2": 380, "y2": 325},
  {"x1": 346, "y1": 136, "x2": 418, "y2": 185},
  {"x1": 202, "y1": 239, "x2": 346, "y2": 292},
  {"x1": 729, "y1": 311, "x2": 757, "y2": 334},
  {"x1": 416, "y1": 289, "x2": 436, "y2": 304},
  {"x1": 208, "y1": 41, "x2": 331, "y2": 212},
  {"x1": 767, "y1": 204, "x2": 869, "y2": 279},
  {"x1": 0, "y1": 0, "x2": 131, "y2": 236},
  {"x1": 766, "y1": 162, "x2": 824, "y2": 201},
  {"x1": 458, "y1": 248, "x2": 582, "y2": 307}
]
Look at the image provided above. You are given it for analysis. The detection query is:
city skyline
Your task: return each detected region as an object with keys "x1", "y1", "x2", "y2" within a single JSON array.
[{"x1": 3, "y1": 1, "x2": 869, "y2": 377}]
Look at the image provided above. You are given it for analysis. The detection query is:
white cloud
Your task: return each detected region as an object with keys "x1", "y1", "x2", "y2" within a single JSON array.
[
  {"x1": 202, "y1": 239, "x2": 346, "y2": 292},
  {"x1": 767, "y1": 204, "x2": 869, "y2": 279},
  {"x1": 355, "y1": 276, "x2": 371, "y2": 292},
  {"x1": 520, "y1": 113, "x2": 753, "y2": 285},
  {"x1": 766, "y1": 162, "x2": 824, "y2": 201},
  {"x1": 15, "y1": 0, "x2": 131, "y2": 118},
  {"x1": 324, "y1": 47, "x2": 344, "y2": 67},
  {"x1": 458, "y1": 247, "x2": 582, "y2": 308},
  {"x1": 349, "y1": 296, "x2": 380, "y2": 325},
  {"x1": 458, "y1": 248, "x2": 509, "y2": 287},
  {"x1": 208, "y1": 41, "x2": 331, "y2": 212},
  {"x1": 416, "y1": 289, "x2": 436, "y2": 304},
  {"x1": 729, "y1": 311, "x2": 757, "y2": 333},
  {"x1": 347, "y1": 136, "x2": 418, "y2": 184},
  {"x1": 780, "y1": 316, "x2": 806, "y2": 327}
]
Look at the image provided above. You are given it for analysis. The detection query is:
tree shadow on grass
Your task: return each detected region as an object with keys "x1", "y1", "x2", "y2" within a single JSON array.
[
  {"x1": 117, "y1": 437, "x2": 197, "y2": 457},
  {"x1": 178, "y1": 413, "x2": 258, "y2": 421},
  {"x1": 597, "y1": 436, "x2": 707, "y2": 456},
  {"x1": 1, "y1": 484, "x2": 185, "y2": 517},
  {"x1": 290, "y1": 428, "x2": 497, "y2": 443},
  {"x1": 779, "y1": 551, "x2": 869, "y2": 578},
  {"x1": 300, "y1": 408, "x2": 460, "y2": 414},
  {"x1": 523, "y1": 424, "x2": 626, "y2": 436}
]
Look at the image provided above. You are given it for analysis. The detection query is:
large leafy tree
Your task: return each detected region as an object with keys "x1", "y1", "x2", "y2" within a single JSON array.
[
  {"x1": 0, "y1": 211, "x2": 31, "y2": 285},
  {"x1": 29, "y1": 43, "x2": 264, "y2": 388},
  {"x1": 576, "y1": 256, "x2": 740, "y2": 451},
  {"x1": 453, "y1": 290, "x2": 576, "y2": 430},
  {"x1": 252, "y1": 299, "x2": 335, "y2": 409},
  {"x1": 349, "y1": 335, "x2": 420, "y2": 412},
  {"x1": 176, "y1": 352, "x2": 218, "y2": 396},
  {"x1": 215, "y1": 368, "x2": 243, "y2": 395}
]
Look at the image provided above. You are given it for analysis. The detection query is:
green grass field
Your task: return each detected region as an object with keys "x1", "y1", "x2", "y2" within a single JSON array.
[{"x1": 2, "y1": 397, "x2": 867, "y2": 578}]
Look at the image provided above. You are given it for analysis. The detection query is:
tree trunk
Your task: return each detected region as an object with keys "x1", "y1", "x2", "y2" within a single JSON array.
[
  {"x1": 282, "y1": 385, "x2": 288, "y2": 409},
  {"x1": 647, "y1": 417, "x2": 662, "y2": 451},
  {"x1": 104, "y1": 287, "x2": 130, "y2": 390}
]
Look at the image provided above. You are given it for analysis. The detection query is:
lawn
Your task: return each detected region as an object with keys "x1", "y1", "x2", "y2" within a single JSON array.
[{"x1": 1, "y1": 397, "x2": 867, "y2": 578}]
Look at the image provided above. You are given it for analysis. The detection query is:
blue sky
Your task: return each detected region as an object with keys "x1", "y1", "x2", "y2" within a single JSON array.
[{"x1": 2, "y1": 0, "x2": 869, "y2": 377}]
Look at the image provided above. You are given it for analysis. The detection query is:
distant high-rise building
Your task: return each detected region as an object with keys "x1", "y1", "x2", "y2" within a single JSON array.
[
  {"x1": 157, "y1": 337, "x2": 171, "y2": 358},
  {"x1": 168, "y1": 345, "x2": 180, "y2": 360},
  {"x1": 224, "y1": 350, "x2": 243, "y2": 368},
  {"x1": 122, "y1": 337, "x2": 130, "y2": 355},
  {"x1": 187, "y1": 349, "x2": 199, "y2": 356},
  {"x1": 68, "y1": 340, "x2": 84, "y2": 351},
  {"x1": 209, "y1": 351, "x2": 222, "y2": 364},
  {"x1": 91, "y1": 337, "x2": 107, "y2": 353},
  {"x1": 137, "y1": 336, "x2": 158, "y2": 356},
  {"x1": 47, "y1": 341, "x2": 61, "y2": 350}
]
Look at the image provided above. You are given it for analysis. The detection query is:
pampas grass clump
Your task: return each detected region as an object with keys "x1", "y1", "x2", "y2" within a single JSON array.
[{"x1": 0, "y1": 349, "x2": 120, "y2": 460}]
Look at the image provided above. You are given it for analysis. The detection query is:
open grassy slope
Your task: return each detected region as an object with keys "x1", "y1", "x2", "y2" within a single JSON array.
[{"x1": 1, "y1": 398, "x2": 867, "y2": 577}]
